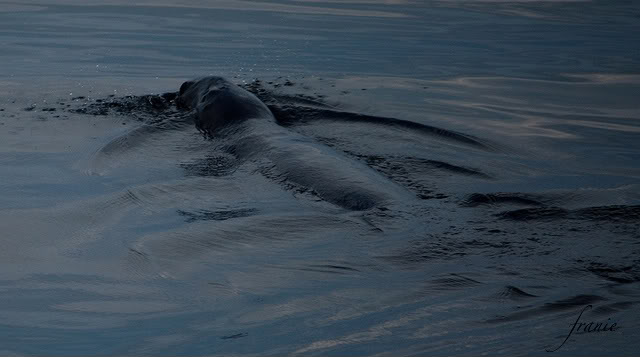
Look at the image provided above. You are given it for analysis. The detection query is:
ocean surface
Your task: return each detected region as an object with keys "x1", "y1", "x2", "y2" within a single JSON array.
[{"x1": 1, "y1": 0, "x2": 639, "y2": 355}]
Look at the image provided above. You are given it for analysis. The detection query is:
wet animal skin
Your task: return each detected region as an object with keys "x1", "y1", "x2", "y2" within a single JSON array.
[{"x1": 177, "y1": 76, "x2": 413, "y2": 210}]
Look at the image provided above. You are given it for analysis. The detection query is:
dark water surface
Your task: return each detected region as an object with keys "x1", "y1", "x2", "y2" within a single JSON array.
[{"x1": 1, "y1": 0, "x2": 639, "y2": 355}]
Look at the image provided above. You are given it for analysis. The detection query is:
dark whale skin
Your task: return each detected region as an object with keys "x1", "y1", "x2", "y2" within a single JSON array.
[
  {"x1": 178, "y1": 76, "x2": 274, "y2": 135},
  {"x1": 177, "y1": 76, "x2": 413, "y2": 211}
]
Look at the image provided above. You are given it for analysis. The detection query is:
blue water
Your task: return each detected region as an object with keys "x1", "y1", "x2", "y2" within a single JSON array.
[{"x1": 1, "y1": 1, "x2": 639, "y2": 355}]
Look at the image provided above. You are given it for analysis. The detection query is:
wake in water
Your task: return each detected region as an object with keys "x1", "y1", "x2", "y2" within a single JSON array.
[
  {"x1": 69, "y1": 76, "x2": 640, "y2": 224},
  {"x1": 73, "y1": 76, "x2": 499, "y2": 206}
]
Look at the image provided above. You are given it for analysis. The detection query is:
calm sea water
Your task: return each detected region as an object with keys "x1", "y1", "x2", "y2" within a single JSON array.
[{"x1": 1, "y1": 0, "x2": 639, "y2": 355}]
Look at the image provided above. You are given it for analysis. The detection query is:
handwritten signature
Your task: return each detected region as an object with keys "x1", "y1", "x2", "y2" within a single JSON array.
[{"x1": 546, "y1": 305, "x2": 619, "y2": 352}]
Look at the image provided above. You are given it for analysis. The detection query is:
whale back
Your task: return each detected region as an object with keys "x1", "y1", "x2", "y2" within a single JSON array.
[{"x1": 178, "y1": 76, "x2": 274, "y2": 135}]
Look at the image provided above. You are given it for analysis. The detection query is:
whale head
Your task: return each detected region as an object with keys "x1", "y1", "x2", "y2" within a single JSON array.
[
  {"x1": 177, "y1": 76, "x2": 273, "y2": 136},
  {"x1": 177, "y1": 76, "x2": 228, "y2": 109}
]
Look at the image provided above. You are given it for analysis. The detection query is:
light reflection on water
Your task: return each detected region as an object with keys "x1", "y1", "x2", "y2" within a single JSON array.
[{"x1": 0, "y1": 0, "x2": 639, "y2": 355}]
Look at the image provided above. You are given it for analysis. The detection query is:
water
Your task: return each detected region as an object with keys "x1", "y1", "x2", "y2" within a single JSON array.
[{"x1": 1, "y1": 1, "x2": 639, "y2": 355}]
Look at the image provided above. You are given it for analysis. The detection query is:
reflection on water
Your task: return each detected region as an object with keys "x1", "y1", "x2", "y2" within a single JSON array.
[{"x1": 1, "y1": 0, "x2": 639, "y2": 355}]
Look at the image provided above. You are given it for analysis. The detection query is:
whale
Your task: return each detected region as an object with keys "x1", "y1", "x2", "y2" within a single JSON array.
[{"x1": 176, "y1": 76, "x2": 413, "y2": 211}]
